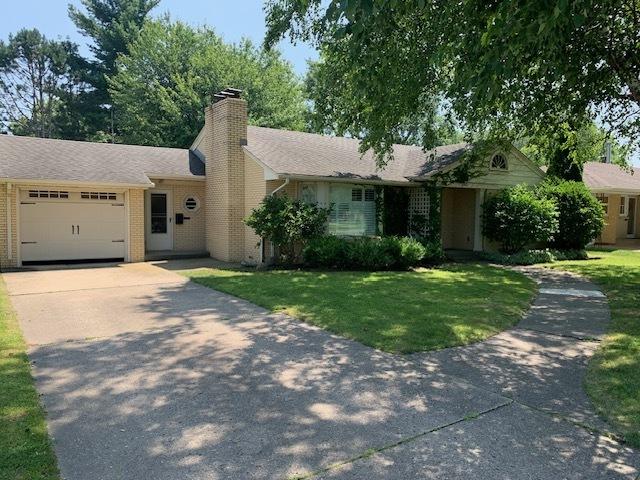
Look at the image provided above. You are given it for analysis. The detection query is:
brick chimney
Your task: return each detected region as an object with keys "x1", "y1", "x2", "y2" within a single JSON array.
[{"x1": 203, "y1": 89, "x2": 248, "y2": 262}]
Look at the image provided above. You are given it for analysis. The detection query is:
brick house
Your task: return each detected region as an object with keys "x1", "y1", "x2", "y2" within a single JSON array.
[
  {"x1": 583, "y1": 162, "x2": 640, "y2": 246},
  {"x1": 0, "y1": 90, "x2": 545, "y2": 269}
]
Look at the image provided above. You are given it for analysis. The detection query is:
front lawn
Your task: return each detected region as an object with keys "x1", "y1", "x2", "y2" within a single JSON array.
[
  {"x1": 553, "y1": 249, "x2": 640, "y2": 448},
  {"x1": 184, "y1": 264, "x2": 536, "y2": 353},
  {"x1": 0, "y1": 277, "x2": 60, "y2": 480}
]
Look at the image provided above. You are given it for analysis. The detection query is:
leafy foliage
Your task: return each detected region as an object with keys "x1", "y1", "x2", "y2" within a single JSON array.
[
  {"x1": 481, "y1": 248, "x2": 588, "y2": 266},
  {"x1": 537, "y1": 180, "x2": 605, "y2": 249},
  {"x1": 265, "y1": 0, "x2": 640, "y2": 159},
  {"x1": 109, "y1": 19, "x2": 307, "y2": 147},
  {"x1": 245, "y1": 194, "x2": 330, "y2": 263},
  {"x1": 0, "y1": 29, "x2": 91, "y2": 138},
  {"x1": 482, "y1": 185, "x2": 559, "y2": 254},
  {"x1": 68, "y1": 0, "x2": 160, "y2": 138},
  {"x1": 304, "y1": 55, "x2": 464, "y2": 149},
  {"x1": 303, "y1": 235, "x2": 433, "y2": 270},
  {"x1": 519, "y1": 122, "x2": 630, "y2": 170}
]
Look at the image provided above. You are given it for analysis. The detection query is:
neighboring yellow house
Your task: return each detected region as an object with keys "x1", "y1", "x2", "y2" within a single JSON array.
[
  {"x1": 583, "y1": 162, "x2": 640, "y2": 246},
  {"x1": 0, "y1": 89, "x2": 545, "y2": 270}
]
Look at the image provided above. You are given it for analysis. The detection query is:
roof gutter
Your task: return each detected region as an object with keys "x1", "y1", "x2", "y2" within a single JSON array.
[
  {"x1": 589, "y1": 187, "x2": 640, "y2": 195},
  {"x1": 0, "y1": 178, "x2": 155, "y2": 189},
  {"x1": 279, "y1": 173, "x2": 419, "y2": 187}
]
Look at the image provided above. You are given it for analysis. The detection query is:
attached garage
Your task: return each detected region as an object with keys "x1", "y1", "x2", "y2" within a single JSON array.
[{"x1": 19, "y1": 189, "x2": 126, "y2": 263}]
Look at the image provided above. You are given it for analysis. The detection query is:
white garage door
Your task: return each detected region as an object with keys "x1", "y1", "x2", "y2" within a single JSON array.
[{"x1": 20, "y1": 190, "x2": 126, "y2": 263}]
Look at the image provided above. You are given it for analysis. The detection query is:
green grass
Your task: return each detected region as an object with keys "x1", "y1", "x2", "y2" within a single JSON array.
[
  {"x1": 184, "y1": 263, "x2": 536, "y2": 354},
  {"x1": 552, "y1": 249, "x2": 640, "y2": 448},
  {"x1": 0, "y1": 277, "x2": 60, "y2": 480}
]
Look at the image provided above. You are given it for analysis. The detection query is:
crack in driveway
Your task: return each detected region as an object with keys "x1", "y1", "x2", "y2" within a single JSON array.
[{"x1": 2, "y1": 262, "x2": 639, "y2": 479}]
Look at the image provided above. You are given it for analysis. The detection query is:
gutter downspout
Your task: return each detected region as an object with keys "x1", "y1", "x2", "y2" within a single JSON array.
[{"x1": 259, "y1": 177, "x2": 290, "y2": 265}]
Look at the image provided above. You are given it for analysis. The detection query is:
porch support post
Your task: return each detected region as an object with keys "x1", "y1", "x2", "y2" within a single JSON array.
[{"x1": 473, "y1": 188, "x2": 485, "y2": 252}]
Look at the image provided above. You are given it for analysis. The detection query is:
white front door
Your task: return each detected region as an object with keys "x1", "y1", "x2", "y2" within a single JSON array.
[{"x1": 146, "y1": 190, "x2": 173, "y2": 251}]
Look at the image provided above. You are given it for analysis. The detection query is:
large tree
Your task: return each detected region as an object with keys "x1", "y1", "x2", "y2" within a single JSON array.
[
  {"x1": 265, "y1": 0, "x2": 639, "y2": 165},
  {"x1": 0, "y1": 28, "x2": 91, "y2": 138},
  {"x1": 68, "y1": 0, "x2": 160, "y2": 138},
  {"x1": 108, "y1": 19, "x2": 307, "y2": 148},
  {"x1": 305, "y1": 55, "x2": 463, "y2": 148}
]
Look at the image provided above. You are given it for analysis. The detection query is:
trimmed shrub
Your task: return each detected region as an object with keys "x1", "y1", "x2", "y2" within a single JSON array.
[
  {"x1": 417, "y1": 238, "x2": 446, "y2": 265},
  {"x1": 480, "y1": 248, "x2": 588, "y2": 265},
  {"x1": 302, "y1": 235, "x2": 350, "y2": 268},
  {"x1": 302, "y1": 235, "x2": 431, "y2": 270},
  {"x1": 482, "y1": 185, "x2": 559, "y2": 254},
  {"x1": 245, "y1": 195, "x2": 331, "y2": 262},
  {"x1": 536, "y1": 180, "x2": 605, "y2": 250}
]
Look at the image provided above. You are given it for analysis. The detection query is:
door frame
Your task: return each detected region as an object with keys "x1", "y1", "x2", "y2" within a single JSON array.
[
  {"x1": 627, "y1": 196, "x2": 637, "y2": 238},
  {"x1": 145, "y1": 189, "x2": 173, "y2": 251}
]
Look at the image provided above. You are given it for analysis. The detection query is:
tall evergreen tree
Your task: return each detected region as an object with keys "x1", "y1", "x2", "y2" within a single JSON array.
[
  {"x1": 0, "y1": 28, "x2": 91, "y2": 138},
  {"x1": 68, "y1": 0, "x2": 160, "y2": 139}
]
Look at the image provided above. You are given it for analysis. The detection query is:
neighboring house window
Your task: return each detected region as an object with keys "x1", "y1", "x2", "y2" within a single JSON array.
[
  {"x1": 300, "y1": 183, "x2": 317, "y2": 204},
  {"x1": 620, "y1": 196, "x2": 627, "y2": 216},
  {"x1": 183, "y1": 195, "x2": 201, "y2": 212},
  {"x1": 596, "y1": 194, "x2": 609, "y2": 215},
  {"x1": 490, "y1": 154, "x2": 508, "y2": 170},
  {"x1": 328, "y1": 184, "x2": 376, "y2": 236}
]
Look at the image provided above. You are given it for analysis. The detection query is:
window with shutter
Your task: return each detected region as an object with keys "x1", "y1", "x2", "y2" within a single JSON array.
[{"x1": 328, "y1": 184, "x2": 376, "y2": 236}]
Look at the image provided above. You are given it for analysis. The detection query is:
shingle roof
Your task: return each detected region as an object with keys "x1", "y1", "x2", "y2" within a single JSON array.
[
  {"x1": 583, "y1": 162, "x2": 640, "y2": 192},
  {"x1": 245, "y1": 126, "x2": 470, "y2": 183},
  {"x1": 0, "y1": 135, "x2": 204, "y2": 186}
]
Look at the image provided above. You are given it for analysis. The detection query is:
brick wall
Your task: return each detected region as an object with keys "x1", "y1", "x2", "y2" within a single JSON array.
[
  {"x1": 149, "y1": 179, "x2": 206, "y2": 252},
  {"x1": 244, "y1": 154, "x2": 268, "y2": 264},
  {"x1": 0, "y1": 183, "x2": 18, "y2": 270},
  {"x1": 128, "y1": 189, "x2": 146, "y2": 262},
  {"x1": 204, "y1": 98, "x2": 248, "y2": 262}
]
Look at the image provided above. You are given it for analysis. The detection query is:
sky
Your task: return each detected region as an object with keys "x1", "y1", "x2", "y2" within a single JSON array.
[{"x1": 0, "y1": 0, "x2": 318, "y2": 76}]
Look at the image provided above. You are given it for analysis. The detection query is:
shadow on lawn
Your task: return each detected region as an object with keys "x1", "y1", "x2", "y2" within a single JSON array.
[
  {"x1": 184, "y1": 264, "x2": 536, "y2": 353},
  {"x1": 28, "y1": 277, "x2": 640, "y2": 479}
]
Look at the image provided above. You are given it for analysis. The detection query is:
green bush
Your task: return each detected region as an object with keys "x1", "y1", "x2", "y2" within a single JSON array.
[
  {"x1": 416, "y1": 238, "x2": 446, "y2": 265},
  {"x1": 536, "y1": 180, "x2": 605, "y2": 249},
  {"x1": 303, "y1": 235, "x2": 431, "y2": 270},
  {"x1": 302, "y1": 235, "x2": 350, "y2": 268},
  {"x1": 481, "y1": 248, "x2": 588, "y2": 265},
  {"x1": 482, "y1": 185, "x2": 559, "y2": 254},
  {"x1": 245, "y1": 195, "x2": 331, "y2": 262}
]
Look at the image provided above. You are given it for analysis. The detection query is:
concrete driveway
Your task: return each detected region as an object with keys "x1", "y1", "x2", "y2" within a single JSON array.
[{"x1": 3, "y1": 262, "x2": 639, "y2": 479}]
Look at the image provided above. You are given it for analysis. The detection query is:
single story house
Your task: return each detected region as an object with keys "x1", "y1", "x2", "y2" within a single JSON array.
[
  {"x1": 583, "y1": 161, "x2": 640, "y2": 246},
  {"x1": 0, "y1": 90, "x2": 545, "y2": 269}
]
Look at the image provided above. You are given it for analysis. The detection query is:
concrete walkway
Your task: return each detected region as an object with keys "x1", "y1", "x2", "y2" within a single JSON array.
[{"x1": 3, "y1": 263, "x2": 639, "y2": 479}]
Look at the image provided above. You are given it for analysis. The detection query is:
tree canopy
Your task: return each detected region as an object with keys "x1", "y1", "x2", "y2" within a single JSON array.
[
  {"x1": 305, "y1": 55, "x2": 464, "y2": 148},
  {"x1": 68, "y1": 0, "x2": 160, "y2": 139},
  {"x1": 265, "y1": 0, "x2": 639, "y2": 165},
  {"x1": 0, "y1": 29, "x2": 92, "y2": 139},
  {"x1": 108, "y1": 19, "x2": 307, "y2": 148}
]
